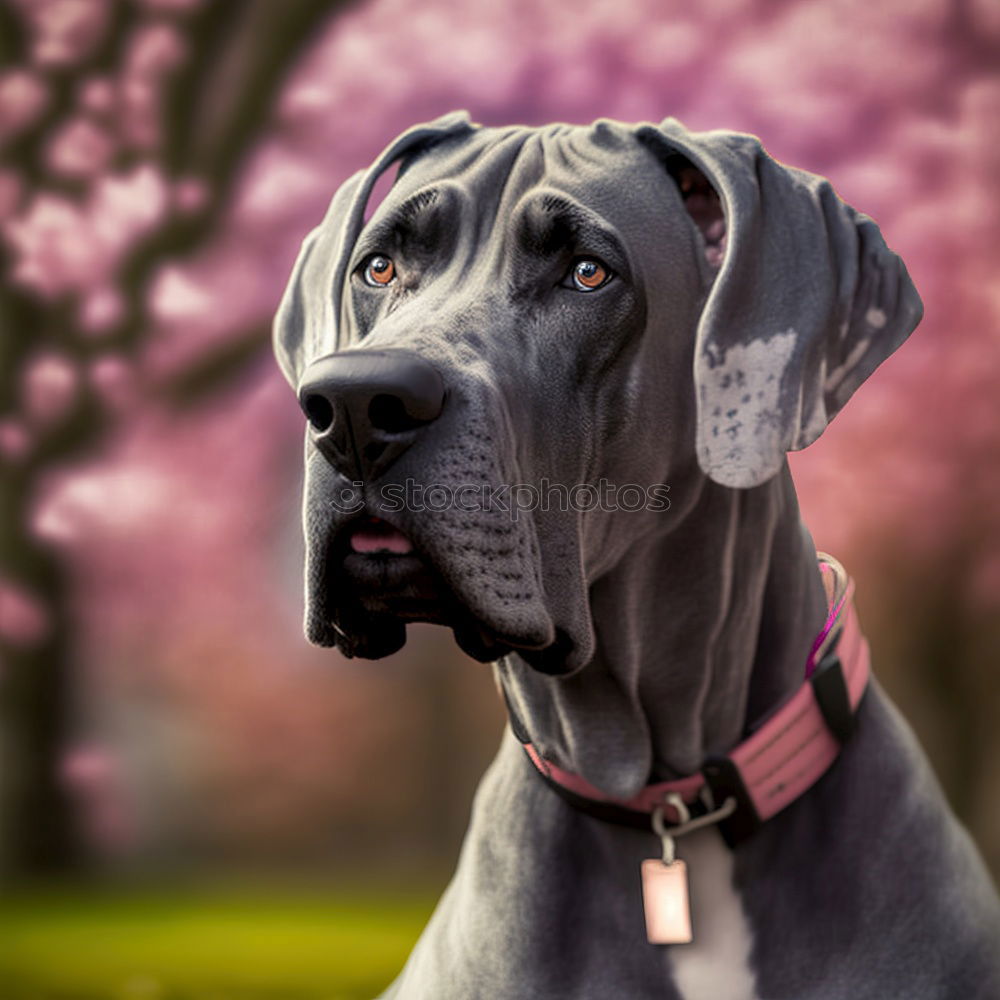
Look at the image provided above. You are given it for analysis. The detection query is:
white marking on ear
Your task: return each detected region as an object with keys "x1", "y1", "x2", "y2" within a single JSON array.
[
  {"x1": 697, "y1": 329, "x2": 797, "y2": 486},
  {"x1": 865, "y1": 307, "x2": 887, "y2": 329},
  {"x1": 670, "y1": 829, "x2": 760, "y2": 1000},
  {"x1": 823, "y1": 333, "x2": 876, "y2": 411}
]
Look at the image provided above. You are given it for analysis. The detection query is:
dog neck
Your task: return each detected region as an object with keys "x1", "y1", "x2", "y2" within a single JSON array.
[{"x1": 498, "y1": 466, "x2": 829, "y2": 800}]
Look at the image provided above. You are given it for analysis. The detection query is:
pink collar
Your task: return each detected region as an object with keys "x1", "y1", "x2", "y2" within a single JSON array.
[{"x1": 517, "y1": 555, "x2": 871, "y2": 845}]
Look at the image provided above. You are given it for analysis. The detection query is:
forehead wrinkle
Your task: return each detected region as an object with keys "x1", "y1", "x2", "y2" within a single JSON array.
[
  {"x1": 528, "y1": 195, "x2": 585, "y2": 251},
  {"x1": 515, "y1": 190, "x2": 630, "y2": 272},
  {"x1": 542, "y1": 125, "x2": 598, "y2": 173},
  {"x1": 495, "y1": 132, "x2": 625, "y2": 260},
  {"x1": 358, "y1": 186, "x2": 441, "y2": 249},
  {"x1": 378, "y1": 129, "x2": 537, "y2": 267},
  {"x1": 538, "y1": 125, "x2": 659, "y2": 215}
]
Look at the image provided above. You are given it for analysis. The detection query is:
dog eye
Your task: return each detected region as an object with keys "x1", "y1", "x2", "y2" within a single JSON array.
[
  {"x1": 566, "y1": 258, "x2": 611, "y2": 292},
  {"x1": 362, "y1": 254, "x2": 396, "y2": 286}
]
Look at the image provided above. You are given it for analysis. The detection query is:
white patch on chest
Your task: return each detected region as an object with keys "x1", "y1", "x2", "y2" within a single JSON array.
[{"x1": 668, "y1": 829, "x2": 760, "y2": 1000}]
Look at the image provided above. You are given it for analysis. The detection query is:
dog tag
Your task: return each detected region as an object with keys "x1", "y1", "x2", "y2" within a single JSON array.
[{"x1": 641, "y1": 858, "x2": 692, "y2": 944}]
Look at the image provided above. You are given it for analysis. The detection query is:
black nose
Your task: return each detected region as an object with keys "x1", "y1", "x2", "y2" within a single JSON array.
[{"x1": 297, "y1": 349, "x2": 446, "y2": 480}]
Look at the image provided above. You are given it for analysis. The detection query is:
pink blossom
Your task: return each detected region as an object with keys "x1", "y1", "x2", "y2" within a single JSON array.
[
  {"x1": 0, "y1": 419, "x2": 31, "y2": 461},
  {"x1": 120, "y1": 79, "x2": 159, "y2": 148},
  {"x1": 0, "y1": 170, "x2": 22, "y2": 222},
  {"x1": 120, "y1": 24, "x2": 186, "y2": 149},
  {"x1": 22, "y1": 352, "x2": 78, "y2": 425},
  {"x1": 970, "y1": 0, "x2": 1000, "y2": 40},
  {"x1": 143, "y1": 229, "x2": 306, "y2": 379},
  {"x1": 5, "y1": 193, "x2": 95, "y2": 295},
  {"x1": 60, "y1": 743, "x2": 136, "y2": 852},
  {"x1": 91, "y1": 163, "x2": 169, "y2": 240},
  {"x1": 78, "y1": 75, "x2": 116, "y2": 114},
  {"x1": 13, "y1": 0, "x2": 111, "y2": 68},
  {"x1": 235, "y1": 146, "x2": 331, "y2": 222},
  {"x1": 172, "y1": 176, "x2": 208, "y2": 214},
  {"x1": 148, "y1": 265, "x2": 213, "y2": 326},
  {"x1": 79, "y1": 285, "x2": 125, "y2": 335},
  {"x1": 33, "y1": 465, "x2": 175, "y2": 544},
  {"x1": 61, "y1": 743, "x2": 116, "y2": 786},
  {"x1": 45, "y1": 117, "x2": 115, "y2": 177},
  {"x1": 0, "y1": 69, "x2": 48, "y2": 140},
  {"x1": 89, "y1": 355, "x2": 135, "y2": 411},
  {"x1": 3, "y1": 164, "x2": 169, "y2": 298},
  {"x1": 128, "y1": 22, "x2": 186, "y2": 76},
  {"x1": 0, "y1": 578, "x2": 49, "y2": 646}
]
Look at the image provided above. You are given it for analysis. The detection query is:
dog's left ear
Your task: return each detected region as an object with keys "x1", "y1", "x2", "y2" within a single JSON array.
[
  {"x1": 273, "y1": 111, "x2": 476, "y2": 386},
  {"x1": 637, "y1": 119, "x2": 923, "y2": 489}
]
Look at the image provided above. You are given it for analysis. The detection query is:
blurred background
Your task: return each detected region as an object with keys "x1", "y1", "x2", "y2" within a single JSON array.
[{"x1": 1, "y1": 0, "x2": 998, "y2": 996}]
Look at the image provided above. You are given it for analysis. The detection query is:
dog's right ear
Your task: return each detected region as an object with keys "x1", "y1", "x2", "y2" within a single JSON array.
[{"x1": 272, "y1": 111, "x2": 476, "y2": 387}]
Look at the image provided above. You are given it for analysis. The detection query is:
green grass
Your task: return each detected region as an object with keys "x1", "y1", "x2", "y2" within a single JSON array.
[{"x1": 0, "y1": 886, "x2": 437, "y2": 1000}]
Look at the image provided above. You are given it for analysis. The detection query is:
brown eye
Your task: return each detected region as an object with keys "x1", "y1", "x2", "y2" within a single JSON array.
[
  {"x1": 363, "y1": 254, "x2": 395, "y2": 286},
  {"x1": 570, "y1": 259, "x2": 609, "y2": 291}
]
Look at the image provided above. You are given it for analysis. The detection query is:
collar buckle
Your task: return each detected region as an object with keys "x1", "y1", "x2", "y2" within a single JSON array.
[
  {"x1": 652, "y1": 791, "x2": 738, "y2": 860},
  {"x1": 701, "y1": 755, "x2": 761, "y2": 847},
  {"x1": 810, "y1": 648, "x2": 855, "y2": 744}
]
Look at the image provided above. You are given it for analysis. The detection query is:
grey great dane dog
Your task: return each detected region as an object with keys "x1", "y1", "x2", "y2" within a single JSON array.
[{"x1": 273, "y1": 111, "x2": 1000, "y2": 998}]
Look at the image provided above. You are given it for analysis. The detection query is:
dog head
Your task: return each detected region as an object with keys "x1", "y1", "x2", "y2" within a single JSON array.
[{"x1": 274, "y1": 111, "x2": 921, "y2": 673}]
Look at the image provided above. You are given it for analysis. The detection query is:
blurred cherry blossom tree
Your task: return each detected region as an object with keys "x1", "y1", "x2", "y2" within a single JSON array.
[
  {"x1": 0, "y1": 0, "x2": 351, "y2": 876},
  {"x1": 2, "y1": 0, "x2": 999, "y2": 880}
]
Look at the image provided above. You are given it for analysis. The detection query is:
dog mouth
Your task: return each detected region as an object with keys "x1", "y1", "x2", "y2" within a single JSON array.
[
  {"x1": 339, "y1": 517, "x2": 452, "y2": 630},
  {"x1": 325, "y1": 515, "x2": 531, "y2": 663}
]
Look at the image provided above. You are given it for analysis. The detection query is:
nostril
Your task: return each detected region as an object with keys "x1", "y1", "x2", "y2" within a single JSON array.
[
  {"x1": 369, "y1": 393, "x2": 422, "y2": 433},
  {"x1": 297, "y1": 351, "x2": 445, "y2": 476},
  {"x1": 304, "y1": 394, "x2": 334, "y2": 432}
]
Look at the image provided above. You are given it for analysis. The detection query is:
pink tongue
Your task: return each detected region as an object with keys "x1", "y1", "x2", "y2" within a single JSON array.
[{"x1": 350, "y1": 525, "x2": 413, "y2": 555}]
